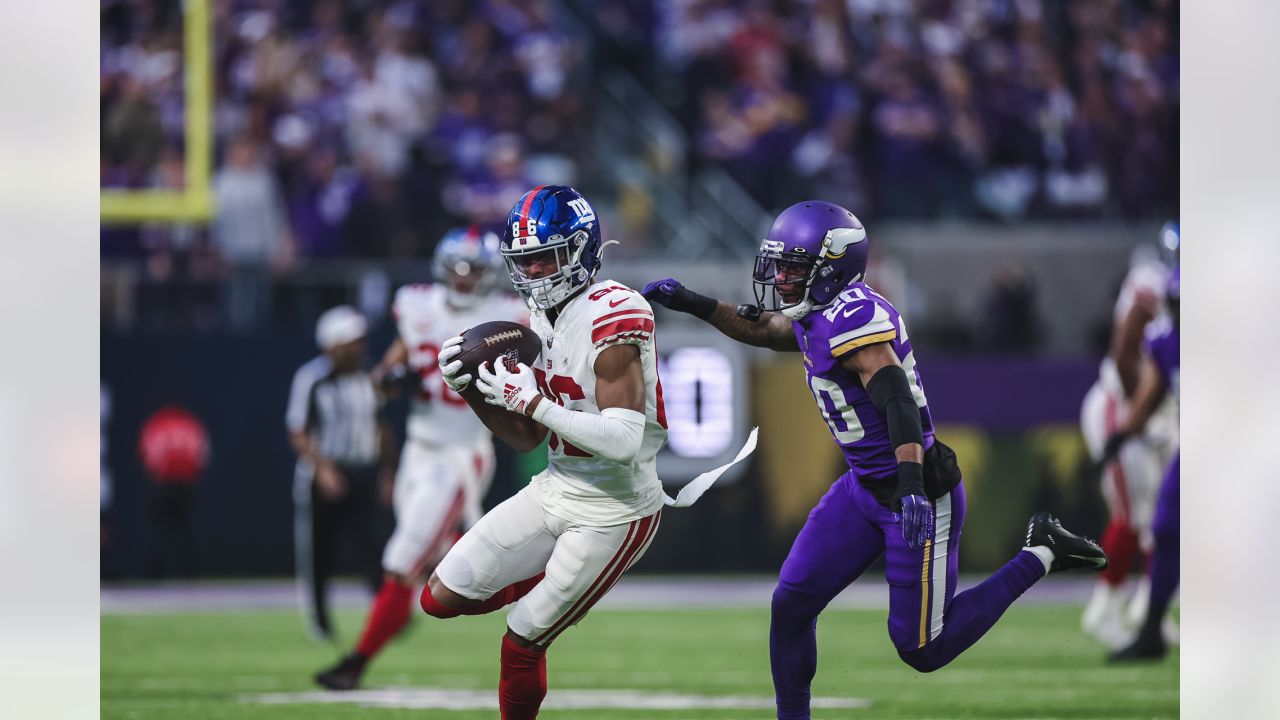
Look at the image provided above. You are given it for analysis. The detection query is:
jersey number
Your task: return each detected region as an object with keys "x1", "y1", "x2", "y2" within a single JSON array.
[
  {"x1": 533, "y1": 369, "x2": 591, "y2": 457},
  {"x1": 808, "y1": 375, "x2": 865, "y2": 444},
  {"x1": 807, "y1": 316, "x2": 926, "y2": 445},
  {"x1": 413, "y1": 342, "x2": 468, "y2": 407}
]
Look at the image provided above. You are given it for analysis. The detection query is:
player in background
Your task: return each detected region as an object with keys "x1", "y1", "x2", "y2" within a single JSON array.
[
  {"x1": 1104, "y1": 266, "x2": 1180, "y2": 662},
  {"x1": 421, "y1": 186, "x2": 669, "y2": 720},
  {"x1": 1079, "y1": 222, "x2": 1180, "y2": 648},
  {"x1": 314, "y1": 227, "x2": 528, "y2": 690},
  {"x1": 643, "y1": 201, "x2": 1107, "y2": 719}
]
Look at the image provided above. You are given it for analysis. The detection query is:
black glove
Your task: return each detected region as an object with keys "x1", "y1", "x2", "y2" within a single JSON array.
[
  {"x1": 1095, "y1": 431, "x2": 1131, "y2": 475},
  {"x1": 640, "y1": 278, "x2": 718, "y2": 320}
]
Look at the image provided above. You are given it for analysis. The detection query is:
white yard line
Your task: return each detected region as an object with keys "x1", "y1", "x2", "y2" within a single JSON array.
[{"x1": 241, "y1": 686, "x2": 872, "y2": 711}]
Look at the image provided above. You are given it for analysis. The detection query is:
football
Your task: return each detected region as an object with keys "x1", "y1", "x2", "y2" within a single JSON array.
[
  {"x1": 453, "y1": 322, "x2": 548, "y2": 452},
  {"x1": 454, "y1": 321, "x2": 543, "y2": 384}
]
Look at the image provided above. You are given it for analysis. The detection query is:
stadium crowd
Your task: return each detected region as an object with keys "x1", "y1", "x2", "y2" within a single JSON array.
[
  {"x1": 605, "y1": 0, "x2": 1177, "y2": 219},
  {"x1": 101, "y1": 0, "x2": 581, "y2": 268},
  {"x1": 100, "y1": 0, "x2": 1175, "y2": 334}
]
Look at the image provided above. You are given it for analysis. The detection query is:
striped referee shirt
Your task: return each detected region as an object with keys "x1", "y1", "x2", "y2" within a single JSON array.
[{"x1": 285, "y1": 356, "x2": 380, "y2": 467}]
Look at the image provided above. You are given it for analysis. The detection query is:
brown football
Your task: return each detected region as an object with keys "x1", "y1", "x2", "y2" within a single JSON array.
[
  {"x1": 454, "y1": 321, "x2": 543, "y2": 383},
  {"x1": 455, "y1": 321, "x2": 546, "y2": 452}
]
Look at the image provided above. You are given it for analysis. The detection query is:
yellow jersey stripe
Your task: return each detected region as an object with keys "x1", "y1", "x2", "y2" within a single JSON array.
[
  {"x1": 832, "y1": 329, "x2": 898, "y2": 357},
  {"x1": 918, "y1": 537, "x2": 933, "y2": 648}
]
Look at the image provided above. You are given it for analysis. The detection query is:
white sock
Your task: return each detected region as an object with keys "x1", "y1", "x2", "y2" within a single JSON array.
[{"x1": 1023, "y1": 546, "x2": 1054, "y2": 575}]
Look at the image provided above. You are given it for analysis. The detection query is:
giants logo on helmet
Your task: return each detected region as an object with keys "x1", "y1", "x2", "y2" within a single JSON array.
[{"x1": 567, "y1": 198, "x2": 596, "y2": 223}]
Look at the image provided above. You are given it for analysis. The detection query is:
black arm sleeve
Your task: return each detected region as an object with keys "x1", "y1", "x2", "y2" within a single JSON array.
[
  {"x1": 866, "y1": 365, "x2": 926, "y2": 502},
  {"x1": 665, "y1": 285, "x2": 718, "y2": 320}
]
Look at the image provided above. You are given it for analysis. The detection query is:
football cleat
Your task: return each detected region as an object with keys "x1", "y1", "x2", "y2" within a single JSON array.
[
  {"x1": 1081, "y1": 583, "x2": 1132, "y2": 650},
  {"x1": 1025, "y1": 513, "x2": 1108, "y2": 573},
  {"x1": 1108, "y1": 628, "x2": 1167, "y2": 663},
  {"x1": 314, "y1": 652, "x2": 367, "y2": 691}
]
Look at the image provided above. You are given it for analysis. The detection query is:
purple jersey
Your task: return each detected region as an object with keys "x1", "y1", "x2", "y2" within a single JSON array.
[
  {"x1": 1144, "y1": 317, "x2": 1180, "y2": 403},
  {"x1": 794, "y1": 282, "x2": 935, "y2": 482}
]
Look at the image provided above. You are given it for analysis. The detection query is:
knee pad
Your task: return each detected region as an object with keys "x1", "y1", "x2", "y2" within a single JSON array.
[{"x1": 419, "y1": 585, "x2": 462, "y2": 619}]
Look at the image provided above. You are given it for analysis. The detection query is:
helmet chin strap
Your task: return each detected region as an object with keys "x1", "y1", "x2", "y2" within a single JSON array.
[{"x1": 780, "y1": 301, "x2": 814, "y2": 320}]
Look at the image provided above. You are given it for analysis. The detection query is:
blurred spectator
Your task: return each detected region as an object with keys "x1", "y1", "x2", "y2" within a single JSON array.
[
  {"x1": 442, "y1": 132, "x2": 532, "y2": 224},
  {"x1": 980, "y1": 261, "x2": 1044, "y2": 354},
  {"x1": 213, "y1": 137, "x2": 293, "y2": 328},
  {"x1": 102, "y1": 76, "x2": 164, "y2": 182},
  {"x1": 653, "y1": 0, "x2": 1177, "y2": 219},
  {"x1": 138, "y1": 405, "x2": 210, "y2": 578},
  {"x1": 288, "y1": 147, "x2": 367, "y2": 259}
]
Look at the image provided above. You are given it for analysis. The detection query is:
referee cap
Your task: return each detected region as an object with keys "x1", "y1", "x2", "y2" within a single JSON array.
[{"x1": 316, "y1": 305, "x2": 367, "y2": 350}]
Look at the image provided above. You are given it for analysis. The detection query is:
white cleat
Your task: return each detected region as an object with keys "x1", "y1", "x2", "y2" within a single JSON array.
[{"x1": 1082, "y1": 582, "x2": 1133, "y2": 650}]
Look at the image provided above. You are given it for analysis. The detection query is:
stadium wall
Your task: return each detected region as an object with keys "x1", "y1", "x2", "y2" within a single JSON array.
[{"x1": 101, "y1": 332, "x2": 1106, "y2": 579}]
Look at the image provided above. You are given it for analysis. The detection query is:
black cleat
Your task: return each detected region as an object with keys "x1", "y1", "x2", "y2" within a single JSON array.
[
  {"x1": 1109, "y1": 630, "x2": 1167, "y2": 663},
  {"x1": 1025, "y1": 512, "x2": 1108, "y2": 573},
  {"x1": 314, "y1": 652, "x2": 367, "y2": 691}
]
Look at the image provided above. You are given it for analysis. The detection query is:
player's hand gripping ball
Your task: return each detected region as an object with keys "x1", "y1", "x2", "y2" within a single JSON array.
[
  {"x1": 437, "y1": 335, "x2": 472, "y2": 392},
  {"x1": 476, "y1": 360, "x2": 543, "y2": 416},
  {"x1": 439, "y1": 321, "x2": 542, "y2": 395}
]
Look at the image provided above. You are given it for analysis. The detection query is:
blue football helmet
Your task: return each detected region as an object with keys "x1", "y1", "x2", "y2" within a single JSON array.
[
  {"x1": 433, "y1": 225, "x2": 503, "y2": 309},
  {"x1": 501, "y1": 185, "x2": 605, "y2": 310}
]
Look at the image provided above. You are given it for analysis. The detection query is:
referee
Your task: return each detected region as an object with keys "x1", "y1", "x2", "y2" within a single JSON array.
[{"x1": 286, "y1": 305, "x2": 391, "y2": 642}]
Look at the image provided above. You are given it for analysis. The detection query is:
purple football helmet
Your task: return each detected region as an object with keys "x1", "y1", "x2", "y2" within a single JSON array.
[{"x1": 751, "y1": 201, "x2": 869, "y2": 319}]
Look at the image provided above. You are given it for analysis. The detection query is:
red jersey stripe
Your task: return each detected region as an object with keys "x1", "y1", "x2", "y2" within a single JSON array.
[
  {"x1": 592, "y1": 308, "x2": 654, "y2": 326},
  {"x1": 592, "y1": 317, "x2": 655, "y2": 345}
]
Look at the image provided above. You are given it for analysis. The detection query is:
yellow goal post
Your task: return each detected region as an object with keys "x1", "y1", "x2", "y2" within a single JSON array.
[{"x1": 100, "y1": 0, "x2": 213, "y2": 224}]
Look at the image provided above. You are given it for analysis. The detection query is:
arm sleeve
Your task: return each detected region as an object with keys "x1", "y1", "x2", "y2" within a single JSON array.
[
  {"x1": 866, "y1": 365, "x2": 926, "y2": 502},
  {"x1": 530, "y1": 403, "x2": 647, "y2": 465}
]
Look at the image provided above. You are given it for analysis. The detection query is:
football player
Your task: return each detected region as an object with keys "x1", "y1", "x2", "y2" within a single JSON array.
[
  {"x1": 643, "y1": 201, "x2": 1107, "y2": 719},
  {"x1": 1079, "y1": 223, "x2": 1179, "y2": 648},
  {"x1": 314, "y1": 226, "x2": 528, "y2": 690},
  {"x1": 1105, "y1": 266, "x2": 1180, "y2": 662},
  {"x1": 421, "y1": 186, "x2": 669, "y2": 719}
]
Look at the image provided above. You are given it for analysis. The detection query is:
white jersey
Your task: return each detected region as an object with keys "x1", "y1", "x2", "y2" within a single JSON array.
[
  {"x1": 393, "y1": 284, "x2": 529, "y2": 445},
  {"x1": 527, "y1": 279, "x2": 668, "y2": 527},
  {"x1": 1093, "y1": 260, "x2": 1178, "y2": 451},
  {"x1": 1112, "y1": 259, "x2": 1168, "y2": 324}
]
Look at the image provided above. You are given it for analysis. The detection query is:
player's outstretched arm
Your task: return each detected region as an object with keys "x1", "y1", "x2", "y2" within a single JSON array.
[{"x1": 641, "y1": 278, "x2": 799, "y2": 351}]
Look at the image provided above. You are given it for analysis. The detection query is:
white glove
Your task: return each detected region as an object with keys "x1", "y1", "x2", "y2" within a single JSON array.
[
  {"x1": 475, "y1": 360, "x2": 543, "y2": 416},
  {"x1": 437, "y1": 334, "x2": 471, "y2": 392}
]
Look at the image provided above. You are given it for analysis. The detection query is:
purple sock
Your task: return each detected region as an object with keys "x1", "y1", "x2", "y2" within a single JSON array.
[{"x1": 771, "y1": 586, "x2": 828, "y2": 720}]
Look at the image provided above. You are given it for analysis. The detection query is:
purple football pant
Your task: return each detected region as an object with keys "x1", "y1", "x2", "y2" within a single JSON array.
[
  {"x1": 770, "y1": 474, "x2": 1046, "y2": 719},
  {"x1": 1139, "y1": 454, "x2": 1179, "y2": 638}
]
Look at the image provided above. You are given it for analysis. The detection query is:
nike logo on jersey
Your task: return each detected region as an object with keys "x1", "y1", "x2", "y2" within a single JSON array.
[{"x1": 608, "y1": 298, "x2": 627, "y2": 308}]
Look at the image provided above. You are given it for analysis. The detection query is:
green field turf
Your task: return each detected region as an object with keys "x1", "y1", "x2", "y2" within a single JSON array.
[{"x1": 102, "y1": 606, "x2": 1177, "y2": 719}]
